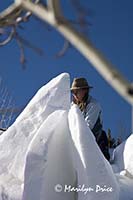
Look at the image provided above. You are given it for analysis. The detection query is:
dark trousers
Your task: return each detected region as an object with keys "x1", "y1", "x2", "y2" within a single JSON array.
[{"x1": 94, "y1": 130, "x2": 110, "y2": 161}]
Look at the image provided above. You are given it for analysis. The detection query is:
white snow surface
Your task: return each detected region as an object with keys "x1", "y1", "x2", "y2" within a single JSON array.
[{"x1": 0, "y1": 73, "x2": 133, "y2": 200}]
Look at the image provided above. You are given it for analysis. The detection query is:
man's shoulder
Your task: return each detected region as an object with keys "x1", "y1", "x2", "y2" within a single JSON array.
[
  {"x1": 87, "y1": 96, "x2": 101, "y2": 109},
  {"x1": 88, "y1": 96, "x2": 98, "y2": 104}
]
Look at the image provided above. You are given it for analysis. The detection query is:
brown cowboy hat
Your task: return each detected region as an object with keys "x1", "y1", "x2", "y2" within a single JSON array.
[{"x1": 70, "y1": 77, "x2": 93, "y2": 90}]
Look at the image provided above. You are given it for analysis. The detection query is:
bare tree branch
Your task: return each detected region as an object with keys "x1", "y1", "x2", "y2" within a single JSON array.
[
  {"x1": 14, "y1": 31, "x2": 44, "y2": 69},
  {"x1": 0, "y1": 78, "x2": 21, "y2": 129},
  {"x1": 15, "y1": 31, "x2": 27, "y2": 68},
  {"x1": 0, "y1": 27, "x2": 15, "y2": 46},
  {"x1": 55, "y1": 40, "x2": 70, "y2": 58},
  {"x1": 18, "y1": 0, "x2": 133, "y2": 105},
  {"x1": 71, "y1": 0, "x2": 92, "y2": 33},
  {"x1": 0, "y1": 0, "x2": 133, "y2": 106}
]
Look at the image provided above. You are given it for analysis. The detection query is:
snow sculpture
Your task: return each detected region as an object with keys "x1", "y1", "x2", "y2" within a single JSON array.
[
  {"x1": 22, "y1": 110, "x2": 76, "y2": 200},
  {"x1": 68, "y1": 104, "x2": 119, "y2": 200},
  {"x1": 0, "y1": 73, "x2": 120, "y2": 200},
  {"x1": 0, "y1": 73, "x2": 70, "y2": 199},
  {"x1": 124, "y1": 134, "x2": 133, "y2": 178}
]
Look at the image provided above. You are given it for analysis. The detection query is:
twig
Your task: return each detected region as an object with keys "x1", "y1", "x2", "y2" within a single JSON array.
[
  {"x1": 16, "y1": 34, "x2": 44, "y2": 56},
  {"x1": 15, "y1": 31, "x2": 27, "y2": 68},
  {"x1": 55, "y1": 40, "x2": 70, "y2": 57}
]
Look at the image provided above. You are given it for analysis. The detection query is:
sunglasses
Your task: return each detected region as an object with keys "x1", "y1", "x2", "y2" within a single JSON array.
[{"x1": 72, "y1": 89, "x2": 83, "y2": 95}]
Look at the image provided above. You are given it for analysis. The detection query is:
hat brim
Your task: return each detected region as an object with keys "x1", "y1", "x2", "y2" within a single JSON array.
[{"x1": 70, "y1": 86, "x2": 93, "y2": 90}]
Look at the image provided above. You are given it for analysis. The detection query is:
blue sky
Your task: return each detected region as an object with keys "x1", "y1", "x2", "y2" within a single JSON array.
[{"x1": 0, "y1": 0, "x2": 133, "y2": 140}]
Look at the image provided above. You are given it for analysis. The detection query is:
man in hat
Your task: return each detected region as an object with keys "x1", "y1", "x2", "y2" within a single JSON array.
[{"x1": 71, "y1": 77, "x2": 110, "y2": 161}]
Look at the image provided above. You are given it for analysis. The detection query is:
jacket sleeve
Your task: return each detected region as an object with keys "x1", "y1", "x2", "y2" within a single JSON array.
[{"x1": 84, "y1": 101, "x2": 102, "y2": 130}]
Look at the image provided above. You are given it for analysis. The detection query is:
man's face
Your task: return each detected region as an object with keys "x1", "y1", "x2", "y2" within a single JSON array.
[{"x1": 72, "y1": 88, "x2": 88, "y2": 102}]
